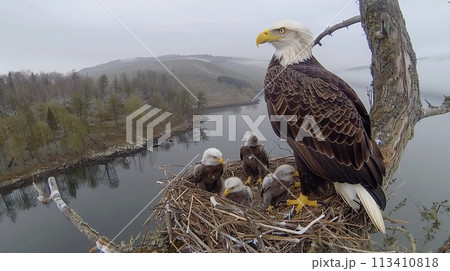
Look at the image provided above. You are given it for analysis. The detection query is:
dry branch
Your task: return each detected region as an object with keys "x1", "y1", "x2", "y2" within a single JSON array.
[
  {"x1": 437, "y1": 237, "x2": 450, "y2": 253},
  {"x1": 390, "y1": 226, "x2": 417, "y2": 253},
  {"x1": 34, "y1": 177, "x2": 120, "y2": 253},
  {"x1": 421, "y1": 95, "x2": 450, "y2": 119},
  {"x1": 314, "y1": 15, "x2": 362, "y2": 46}
]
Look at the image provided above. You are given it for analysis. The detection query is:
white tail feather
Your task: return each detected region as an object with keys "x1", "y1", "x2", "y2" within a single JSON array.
[
  {"x1": 355, "y1": 184, "x2": 386, "y2": 234},
  {"x1": 334, "y1": 182, "x2": 386, "y2": 234},
  {"x1": 334, "y1": 182, "x2": 360, "y2": 211}
]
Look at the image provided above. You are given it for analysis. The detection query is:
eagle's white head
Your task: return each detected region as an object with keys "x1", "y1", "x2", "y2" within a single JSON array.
[
  {"x1": 256, "y1": 19, "x2": 313, "y2": 66},
  {"x1": 274, "y1": 164, "x2": 299, "y2": 183},
  {"x1": 224, "y1": 177, "x2": 245, "y2": 197},
  {"x1": 242, "y1": 131, "x2": 259, "y2": 147},
  {"x1": 202, "y1": 147, "x2": 224, "y2": 166}
]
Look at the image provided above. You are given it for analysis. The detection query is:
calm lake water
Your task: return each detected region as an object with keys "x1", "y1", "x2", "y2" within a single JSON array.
[{"x1": 1, "y1": 60, "x2": 449, "y2": 253}]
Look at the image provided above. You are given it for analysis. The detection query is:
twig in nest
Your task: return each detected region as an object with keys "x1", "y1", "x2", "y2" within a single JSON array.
[
  {"x1": 222, "y1": 233, "x2": 258, "y2": 253},
  {"x1": 186, "y1": 195, "x2": 194, "y2": 233},
  {"x1": 189, "y1": 228, "x2": 212, "y2": 252},
  {"x1": 165, "y1": 204, "x2": 173, "y2": 243},
  {"x1": 259, "y1": 214, "x2": 326, "y2": 236},
  {"x1": 210, "y1": 196, "x2": 265, "y2": 251}
]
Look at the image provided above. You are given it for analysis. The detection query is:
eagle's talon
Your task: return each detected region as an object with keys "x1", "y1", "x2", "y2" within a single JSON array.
[
  {"x1": 261, "y1": 165, "x2": 299, "y2": 215},
  {"x1": 286, "y1": 193, "x2": 319, "y2": 215},
  {"x1": 240, "y1": 131, "x2": 269, "y2": 187},
  {"x1": 265, "y1": 205, "x2": 274, "y2": 213},
  {"x1": 256, "y1": 177, "x2": 263, "y2": 186},
  {"x1": 244, "y1": 176, "x2": 252, "y2": 186}
]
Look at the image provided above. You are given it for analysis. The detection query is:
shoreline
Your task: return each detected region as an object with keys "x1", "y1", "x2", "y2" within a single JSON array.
[
  {"x1": 0, "y1": 121, "x2": 192, "y2": 192},
  {"x1": 203, "y1": 99, "x2": 260, "y2": 110},
  {"x1": 0, "y1": 99, "x2": 259, "y2": 192}
]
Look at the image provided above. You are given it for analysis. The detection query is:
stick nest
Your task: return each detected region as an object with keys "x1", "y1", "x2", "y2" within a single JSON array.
[{"x1": 143, "y1": 156, "x2": 378, "y2": 253}]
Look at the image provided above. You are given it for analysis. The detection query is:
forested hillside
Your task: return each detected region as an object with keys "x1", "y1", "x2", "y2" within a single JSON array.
[{"x1": 0, "y1": 55, "x2": 265, "y2": 182}]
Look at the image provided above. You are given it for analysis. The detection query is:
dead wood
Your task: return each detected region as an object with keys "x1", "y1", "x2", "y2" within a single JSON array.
[{"x1": 140, "y1": 156, "x2": 381, "y2": 253}]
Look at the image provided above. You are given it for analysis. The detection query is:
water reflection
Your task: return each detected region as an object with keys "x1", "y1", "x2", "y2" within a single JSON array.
[
  {"x1": 0, "y1": 99, "x2": 448, "y2": 252},
  {"x1": 0, "y1": 161, "x2": 122, "y2": 223},
  {"x1": 0, "y1": 185, "x2": 36, "y2": 223}
]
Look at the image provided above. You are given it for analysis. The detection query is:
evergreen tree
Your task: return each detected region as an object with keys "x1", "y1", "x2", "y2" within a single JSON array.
[
  {"x1": 70, "y1": 92, "x2": 88, "y2": 119},
  {"x1": 121, "y1": 74, "x2": 132, "y2": 98},
  {"x1": 94, "y1": 98, "x2": 107, "y2": 125},
  {"x1": 99, "y1": 74, "x2": 109, "y2": 105},
  {"x1": 19, "y1": 104, "x2": 39, "y2": 159},
  {"x1": 46, "y1": 107, "x2": 59, "y2": 136},
  {"x1": 35, "y1": 121, "x2": 52, "y2": 151},
  {"x1": 195, "y1": 91, "x2": 207, "y2": 114},
  {"x1": 108, "y1": 94, "x2": 121, "y2": 128},
  {"x1": 0, "y1": 77, "x2": 4, "y2": 108},
  {"x1": 113, "y1": 74, "x2": 120, "y2": 94},
  {"x1": 180, "y1": 90, "x2": 194, "y2": 115}
]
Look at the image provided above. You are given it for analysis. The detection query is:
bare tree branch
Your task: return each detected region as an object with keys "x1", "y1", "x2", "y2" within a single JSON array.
[
  {"x1": 314, "y1": 15, "x2": 362, "y2": 46},
  {"x1": 34, "y1": 177, "x2": 121, "y2": 252},
  {"x1": 421, "y1": 95, "x2": 450, "y2": 119},
  {"x1": 437, "y1": 236, "x2": 450, "y2": 253}
]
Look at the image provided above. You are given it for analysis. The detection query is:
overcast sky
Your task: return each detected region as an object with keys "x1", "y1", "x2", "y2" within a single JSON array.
[{"x1": 1, "y1": 0, "x2": 449, "y2": 74}]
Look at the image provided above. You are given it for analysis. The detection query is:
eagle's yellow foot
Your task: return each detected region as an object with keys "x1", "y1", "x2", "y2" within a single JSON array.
[
  {"x1": 286, "y1": 193, "x2": 318, "y2": 214},
  {"x1": 294, "y1": 182, "x2": 301, "y2": 188},
  {"x1": 266, "y1": 205, "x2": 274, "y2": 213},
  {"x1": 244, "y1": 176, "x2": 252, "y2": 185},
  {"x1": 256, "y1": 177, "x2": 263, "y2": 185}
]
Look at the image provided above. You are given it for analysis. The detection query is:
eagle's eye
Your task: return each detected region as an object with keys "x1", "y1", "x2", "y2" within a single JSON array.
[{"x1": 279, "y1": 28, "x2": 285, "y2": 34}]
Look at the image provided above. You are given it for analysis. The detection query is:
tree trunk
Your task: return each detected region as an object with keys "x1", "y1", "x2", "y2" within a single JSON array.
[{"x1": 359, "y1": 0, "x2": 422, "y2": 187}]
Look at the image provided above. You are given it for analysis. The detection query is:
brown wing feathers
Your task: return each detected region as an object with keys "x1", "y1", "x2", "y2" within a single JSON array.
[
  {"x1": 264, "y1": 57, "x2": 385, "y2": 203},
  {"x1": 240, "y1": 144, "x2": 269, "y2": 178}
]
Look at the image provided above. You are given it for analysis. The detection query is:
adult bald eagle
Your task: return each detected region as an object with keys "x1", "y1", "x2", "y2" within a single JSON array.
[
  {"x1": 223, "y1": 177, "x2": 253, "y2": 207},
  {"x1": 193, "y1": 148, "x2": 224, "y2": 193},
  {"x1": 240, "y1": 131, "x2": 269, "y2": 185},
  {"x1": 256, "y1": 19, "x2": 386, "y2": 233},
  {"x1": 261, "y1": 164, "x2": 299, "y2": 212}
]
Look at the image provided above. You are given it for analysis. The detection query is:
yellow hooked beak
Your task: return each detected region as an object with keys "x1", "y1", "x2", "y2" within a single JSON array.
[
  {"x1": 293, "y1": 170, "x2": 300, "y2": 177},
  {"x1": 256, "y1": 29, "x2": 281, "y2": 47},
  {"x1": 224, "y1": 188, "x2": 231, "y2": 197},
  {"x1": 217, "y1": 157, "x2": 224, "y2": 164}
]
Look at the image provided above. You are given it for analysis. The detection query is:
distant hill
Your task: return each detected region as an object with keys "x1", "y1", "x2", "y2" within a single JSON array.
[
  {"x1": 79, "y1": 54, "x2": 267, "y2": 80},
  {"x1": 79, "y1": 55, "x2": 268, "y2": 104}
]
